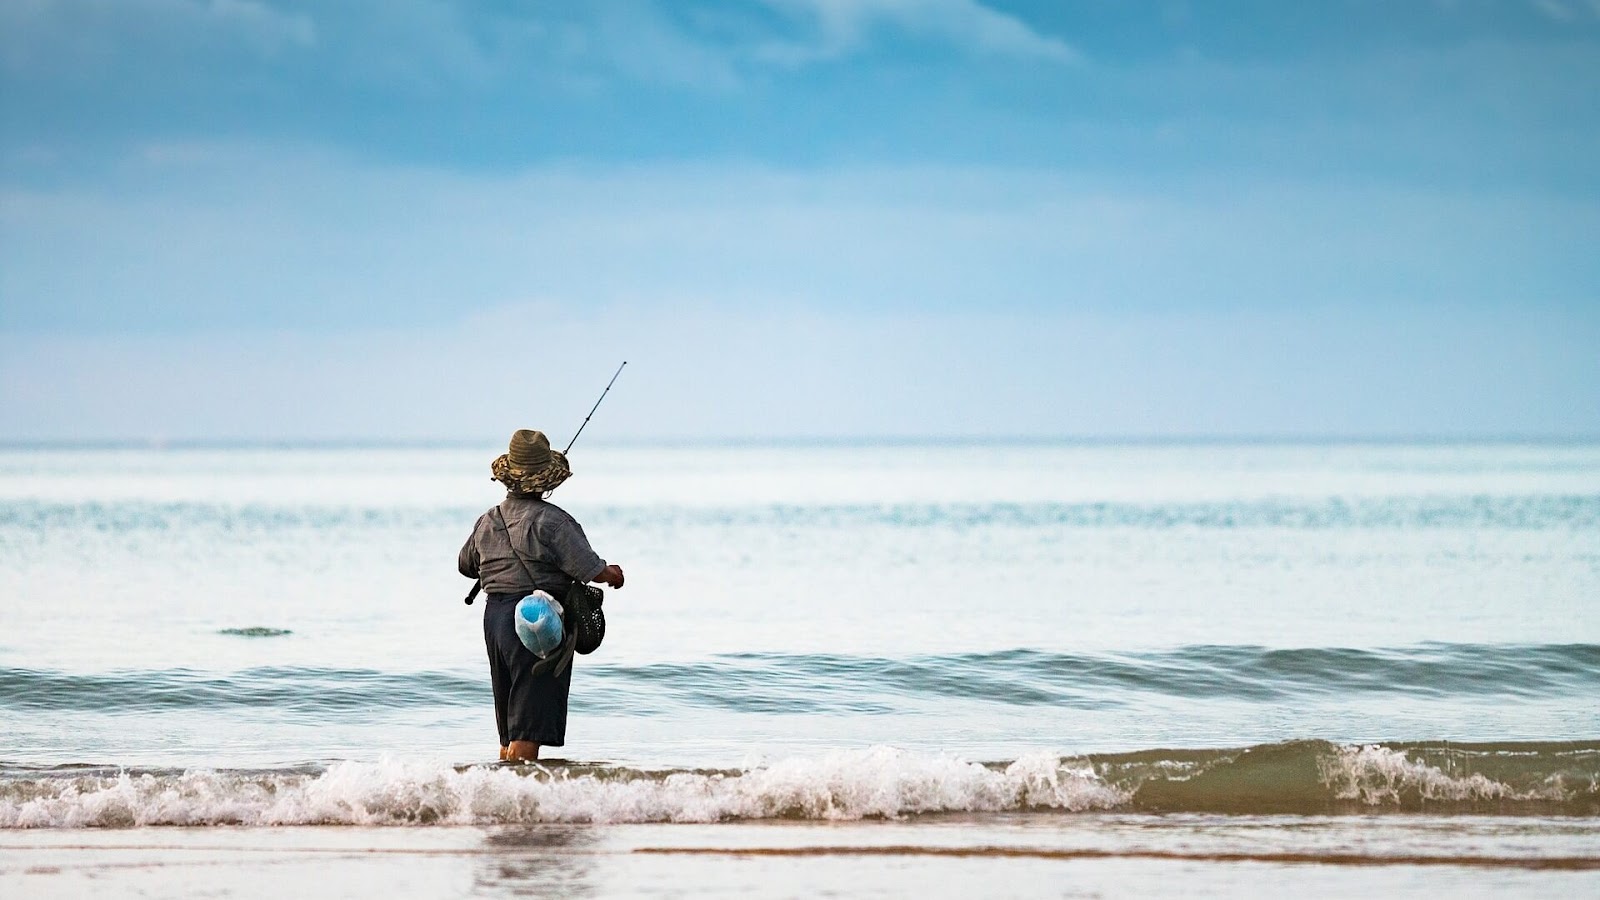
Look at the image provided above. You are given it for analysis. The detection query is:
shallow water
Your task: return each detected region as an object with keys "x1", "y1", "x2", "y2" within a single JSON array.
[{"x1": 1, "y1": 441, "x2": 1597, "y2": 889}]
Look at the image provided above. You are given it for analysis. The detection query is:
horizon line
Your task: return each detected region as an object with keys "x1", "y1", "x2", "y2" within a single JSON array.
[{"x1": 3, "y1": 433, "x2": 1599, "y2": 451}]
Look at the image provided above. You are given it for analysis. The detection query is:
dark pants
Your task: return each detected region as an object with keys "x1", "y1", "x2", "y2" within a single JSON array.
[{"x1": 484, "y1": 593, "x2": 573, "y2": 746}]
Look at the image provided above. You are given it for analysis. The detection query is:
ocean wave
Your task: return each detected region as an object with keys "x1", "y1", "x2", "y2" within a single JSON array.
[
  {"x1": 4, "y1": 494, "x2": 1597, "y2": 532},
  {"x1": 1, "y1": 742, "x2": 1595, "y2": 827},
  {"x1": 0, "y1": 667, "x2": 484, "y2": 713},
  {"x1": 5, "y1": 644, "x2": 1596, "y2": 714},
  {"x1": 0, "y1": 748, "x2": 1123, "y2": 828},
  {"x1": 1111, "y1": 740, "x2": 1600, "y2": 814}
]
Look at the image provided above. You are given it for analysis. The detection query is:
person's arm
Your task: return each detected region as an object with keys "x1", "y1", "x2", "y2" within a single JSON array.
[
  {"x1": 541, "y1": 513, "x2": 624, "y2": 590},
  {"x1": 458, "y1": 522, "x2": 481, "y2": 579},
  {"x1": 592, "y1": 564, "x2": 625, "y2": 589}
]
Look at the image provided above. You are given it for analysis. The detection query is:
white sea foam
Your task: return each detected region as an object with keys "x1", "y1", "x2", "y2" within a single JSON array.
[
  {"x1": 0, "y1": 747, "x2": 1128, "y2": 828},
  {"x1": 1317, "y1": 744, "x2": 1565, "y2": 805},
  {"x1": 8, "y1": 743, "x2": 1583, "y2": 827}
]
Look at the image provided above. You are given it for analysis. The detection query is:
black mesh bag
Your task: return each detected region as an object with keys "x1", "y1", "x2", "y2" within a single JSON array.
[{"x1": 564, "y1": 580, "x2": 606, "y2": 655}]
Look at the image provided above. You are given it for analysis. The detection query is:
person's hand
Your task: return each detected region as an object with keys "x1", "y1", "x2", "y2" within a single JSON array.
[{"x1": 593, "y1": 564, "x2": 624, "y2": 589}]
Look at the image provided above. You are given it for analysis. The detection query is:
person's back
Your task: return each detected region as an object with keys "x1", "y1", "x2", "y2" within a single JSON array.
[
  {"x1": 458, "y1": 429, "x2": 624, "y2": 763},
  {"x1": 461, "y1": 494, "x2": 607, "y2": 598}
]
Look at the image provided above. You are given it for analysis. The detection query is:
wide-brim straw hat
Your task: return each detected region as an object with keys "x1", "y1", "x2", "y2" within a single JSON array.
[{"x1": 492, "y1": 429, "x2": 572, "y2": 495}]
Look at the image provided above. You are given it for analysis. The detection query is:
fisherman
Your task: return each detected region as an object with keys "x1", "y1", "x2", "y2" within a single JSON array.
[{"x1": 458, "y1": 429, "x2": 625, "y2": 762}]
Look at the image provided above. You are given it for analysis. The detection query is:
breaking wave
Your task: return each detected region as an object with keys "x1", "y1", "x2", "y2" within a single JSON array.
[{"x1": 2, "y1": 741, "x2": 1595, "y2": 828}]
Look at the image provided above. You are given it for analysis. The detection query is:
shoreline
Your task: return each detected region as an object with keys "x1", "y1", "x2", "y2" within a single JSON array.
[{"x1": 6, "y1": 816, "x2": 1599, "y2": 898}]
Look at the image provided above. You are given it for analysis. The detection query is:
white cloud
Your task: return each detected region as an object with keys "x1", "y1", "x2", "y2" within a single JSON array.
[
  {"x1": 0, "y1": 0, "x2": 315, "y2": 75},
  {"x1": 4, "y1": 301, "x2": 1595, "y2": 441},
  {"x1": 546, "y1": 0, "x2": 1077, "y2": 90},
  {"x1": 205, "y1": 0, "x2": 316, "y2": 49},
  {"x1": 4, "y1": 147, "x2": 1596, "y2": 335},
  {"x1": 2, "y1": 148, "x2": 1597, "y2": 440},
  {"x1": 1527, "y1": 0, "x2": 1600, "y2": 21},
  {"x1": 753, "y1": 0, "x2": 1078, "y2": 65},
  {"x1": 587, "y1": 0, "x2": 743, "y2": 90}
]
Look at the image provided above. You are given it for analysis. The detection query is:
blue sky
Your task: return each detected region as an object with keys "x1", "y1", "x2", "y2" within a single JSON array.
[{"x1": 1, "y1": 0, "x2": 1597, "y2": 440}]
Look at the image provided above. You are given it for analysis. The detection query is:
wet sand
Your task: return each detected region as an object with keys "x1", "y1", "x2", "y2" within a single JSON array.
[{"x1": 4, "y1": 815, "x2": 1597, "y2": 898}]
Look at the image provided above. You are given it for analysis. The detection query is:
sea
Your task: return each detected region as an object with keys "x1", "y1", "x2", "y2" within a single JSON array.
[{"x1": 1, "y1": 440, "x2": 1597, "y2": 897}]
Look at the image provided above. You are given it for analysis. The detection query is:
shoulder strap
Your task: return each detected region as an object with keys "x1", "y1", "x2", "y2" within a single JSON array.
[
  {"x1": 494, "y1": 504, "x2": 578, "y2": 678},
  {"x1": 490, "y1": 505, "x2": 540, "y2": 586}
]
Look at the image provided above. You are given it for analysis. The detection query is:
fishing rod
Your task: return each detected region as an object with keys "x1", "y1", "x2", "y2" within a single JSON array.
[
  {"x1": 564, "y1": 361, "x2": 627, "y2": 455},
  {"x1": 463, "y1": 361, "x2": 628, "y2": 605}
]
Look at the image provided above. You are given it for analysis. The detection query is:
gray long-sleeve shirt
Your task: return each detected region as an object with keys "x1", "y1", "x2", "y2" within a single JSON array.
[{"x1": 458, "y1": 495, "x2": 607, "y2": 597}]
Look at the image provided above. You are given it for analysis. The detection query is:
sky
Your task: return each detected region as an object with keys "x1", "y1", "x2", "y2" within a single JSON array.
[{"x1": 1, "y1": 0, "x2": 1597, "y2": 441}]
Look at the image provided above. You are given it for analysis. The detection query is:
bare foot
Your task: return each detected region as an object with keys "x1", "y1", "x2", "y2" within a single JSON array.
[
  {"x1": 506, "y1": 741, "x2": 540, "y2": 762},
  {"x1": 499, "y1": 746, "x2": 509, "y2": 761}
]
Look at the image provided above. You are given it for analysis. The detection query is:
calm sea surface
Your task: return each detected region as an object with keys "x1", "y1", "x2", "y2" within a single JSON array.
[{"x1": 1, "y1": 441, "x2": 1597, "y2": 893}]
